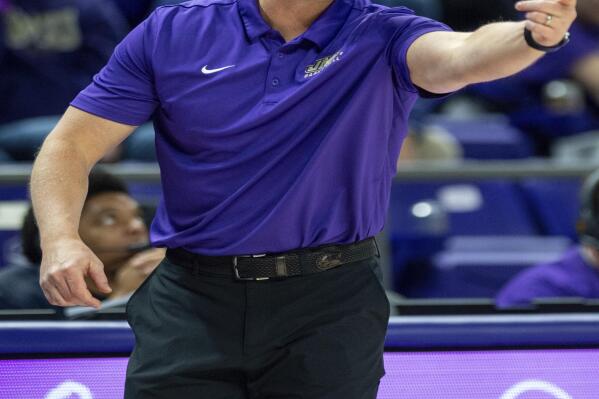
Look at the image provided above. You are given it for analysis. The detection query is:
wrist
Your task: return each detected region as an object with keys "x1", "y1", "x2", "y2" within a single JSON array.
[
  {"x1": 524, "y1": 28, "x2": 570, "y2": 53},
  {"x1": 40, "y1": 234, "x2": 82, "y2": 249}
]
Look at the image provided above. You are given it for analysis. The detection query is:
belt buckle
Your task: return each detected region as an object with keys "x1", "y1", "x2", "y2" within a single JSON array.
[{"x1": 233, "y1": 254, "x2": 270, "y2": 281}]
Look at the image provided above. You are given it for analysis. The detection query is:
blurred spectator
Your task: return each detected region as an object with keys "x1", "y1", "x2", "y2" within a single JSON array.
[
  {"x1": 496, "y1": 169, "x2": 599, "y2": 307},
  {"x1": 398, "y1": 125, "x2": 463, "y2": 165},
  {"x1": 445, "y1": 0, "x2": 599, "y2": 154},
  {"x1": 0, "y1": 168, "x2": 165, "y2": 309},
  {"x1": 0, "y1": 0, "x2": 128, "y2": 161},
  {"x1": 108, "y1": 0, "x2": 154, "y2": 28}
]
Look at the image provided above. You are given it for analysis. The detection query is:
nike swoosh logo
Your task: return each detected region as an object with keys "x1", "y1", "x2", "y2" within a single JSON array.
[{"x1": 201, "y1": 64, "x2": 235, "y2": 74}]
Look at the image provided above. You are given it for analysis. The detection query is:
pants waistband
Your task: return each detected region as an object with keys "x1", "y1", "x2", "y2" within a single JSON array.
[{"x1": 165, "y1": 237, "x2": 379, "y2": 281}]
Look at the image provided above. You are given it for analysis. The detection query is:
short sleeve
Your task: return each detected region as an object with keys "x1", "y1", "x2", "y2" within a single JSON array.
[
  {"x1": 70, "y1": 12, "x2": 159, "y2": 126},
  {"x1": 382, "y1": 8, "x2": 452, "y2": 95}
]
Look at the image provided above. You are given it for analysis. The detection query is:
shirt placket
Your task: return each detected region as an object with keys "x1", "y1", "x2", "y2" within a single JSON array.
[{"x1": 261, "y1": 35, "x2": 296, "y2": 104}]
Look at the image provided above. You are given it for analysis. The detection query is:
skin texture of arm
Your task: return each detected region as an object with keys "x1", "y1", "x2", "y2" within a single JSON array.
[
  {"x1": 30, "y1": 106, "x2": 136, "y2": 307},
  {"x1": 407, "y1": 0, "x2": 577, "y2": 94}
]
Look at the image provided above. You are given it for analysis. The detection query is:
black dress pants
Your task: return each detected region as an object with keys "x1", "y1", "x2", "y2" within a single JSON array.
[{"x1": 124, "y1": 254, "x2": 390, "y2": 399}]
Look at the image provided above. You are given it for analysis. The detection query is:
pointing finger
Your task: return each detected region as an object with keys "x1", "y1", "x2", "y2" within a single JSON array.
[
  {"x1": 556, "y1": 0, "x2": 576, "y2": 6},
  {"x1": 89, "y1": 261, "x2": 112, "y2": 294},
  {"x1": 516, "y1": 1, "x2": 565, "y2": 15}
]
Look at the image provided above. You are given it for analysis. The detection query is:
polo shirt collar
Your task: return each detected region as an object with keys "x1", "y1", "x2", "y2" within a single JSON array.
[
  {"x1": 238, "y1": 0, "x2": 271, "y2": 42},
  {"x1": 237, "y1": 0, "x2": 355, "y2": 49}
]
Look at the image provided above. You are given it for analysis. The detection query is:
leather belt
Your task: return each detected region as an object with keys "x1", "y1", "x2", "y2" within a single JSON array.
[{"x1": 165, "y1": 237, "x2": 379, "y2": 281}]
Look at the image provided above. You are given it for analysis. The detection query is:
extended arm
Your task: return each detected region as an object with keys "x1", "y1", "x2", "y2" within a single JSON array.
[
  {"x1": 31, "y1": 106, "x2": 136, "y2": 307},
  {"x1": 407, "y1": 0, "x2": 577, "y2": 94}
]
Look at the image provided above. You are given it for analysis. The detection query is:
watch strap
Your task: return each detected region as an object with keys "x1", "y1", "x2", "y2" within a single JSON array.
[{"x1": 524, "y1": 28, "x2": 570, "y2": 53}]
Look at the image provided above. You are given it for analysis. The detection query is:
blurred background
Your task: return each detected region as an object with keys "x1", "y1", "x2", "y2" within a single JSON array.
[{"x1": 1, "y1": 1, "x2": 599, "y2": 397}]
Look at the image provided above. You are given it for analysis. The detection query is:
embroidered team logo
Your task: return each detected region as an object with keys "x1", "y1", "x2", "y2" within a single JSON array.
[{"x1": 304, "y1": 50, "x2": 344, "y2": 78}]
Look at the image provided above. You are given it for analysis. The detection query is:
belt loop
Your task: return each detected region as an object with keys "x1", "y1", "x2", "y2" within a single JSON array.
[{"x1": 275, "y1": 256, "x2": 288, "y2": 277}]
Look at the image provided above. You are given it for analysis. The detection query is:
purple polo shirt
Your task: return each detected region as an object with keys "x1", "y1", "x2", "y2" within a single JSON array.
[
  {"x1": 496, "y1": 248, "x2": 599, "y2": 308},
  {"x1": 71, "y1": 0, "x2": 451, "y2": 255}
]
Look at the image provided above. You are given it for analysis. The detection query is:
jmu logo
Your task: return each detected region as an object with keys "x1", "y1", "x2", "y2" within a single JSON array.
[
  {"x1": 500, "y1": 380, "x2": 573, "y2": 399},
  {"x1": 304, "y1": 50, "x2": 344, "y2": 78},
  {"x1": 44, "y1": 381, "x2": 93, "y2": 399}
]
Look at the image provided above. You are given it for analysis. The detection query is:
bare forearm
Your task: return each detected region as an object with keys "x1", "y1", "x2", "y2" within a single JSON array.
[
  {"x1": 34, "y1": 108, "x2": 134, "y2": 308},
  {"x1": 30, "y1": 137, "x2": 90, "y2": 247},
  {"x1": 31, "y1": 107, "x2": 136, "y2": 248},
  {"x1": 459, "y1": 0, "x2": 577, "y2": 86},
  {"x1": 458, "y1": 21, "x2": 543, "y2": 85},
  {"x1": 409, "y1": 23, "x2": 543, "y2": 93},
  {"x1": 408, "y1": 0, "x2": 577, "y2": 94}
]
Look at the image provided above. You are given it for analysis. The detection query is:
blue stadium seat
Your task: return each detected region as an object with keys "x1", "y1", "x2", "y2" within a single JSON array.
[
  {"x1": 389, "y1": 180, "x2": 538, "y2": 238},
  {"x1": 518, "y1": 178, "x2": 582, "y2": 240},
  {"x1": 0, "y1": 186, "x2": 28, "y2": 201},
  {"x1": 126, "y1": 181, "x2": 163, "y2": 204},
  {"x1": 388, "y1": 180, "x2": 539, "y2": 293},
  {"x1": 424, "y1": 115, "x2": 534, "y2": 159}
]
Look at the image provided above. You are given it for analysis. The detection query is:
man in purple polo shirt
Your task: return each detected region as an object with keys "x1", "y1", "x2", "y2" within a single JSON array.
[
  {"x1": 497, "y1": 169, "x2": 599, "y2": 308},
  {"x1": 30, "y1": 0, "x2": 577, "y2": 397}
]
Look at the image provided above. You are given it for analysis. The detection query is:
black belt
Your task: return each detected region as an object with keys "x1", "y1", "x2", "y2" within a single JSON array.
[{"x1": 166, "y1": 237, "x2": 379, "y2": 281}]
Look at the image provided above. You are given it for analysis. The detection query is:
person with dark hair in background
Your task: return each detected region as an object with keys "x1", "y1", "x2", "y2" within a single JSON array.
[
  {"x1": 0, "y1": 209, "x2": 52, "y2": 309},
  {"x1": 0, "y1": 0, "x2": 128, "y2": 161},
  {"x1": 0, "y1": 168, "x2": 164, "y2": 309},
  {"x1": 497, "y1": 169, "x2": 599, "y2": 307},
  {"x1": 30, "y1": 0, "x2": 577, "y2": 397}
]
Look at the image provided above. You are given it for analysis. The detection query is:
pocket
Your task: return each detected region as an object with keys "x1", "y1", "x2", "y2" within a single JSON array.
[
  {"x1": 125, "y1": 260, "x2": 164, "y2": 317},
  {"x1": 365, "y1": 257, "x2": 391, "y2": 321}
]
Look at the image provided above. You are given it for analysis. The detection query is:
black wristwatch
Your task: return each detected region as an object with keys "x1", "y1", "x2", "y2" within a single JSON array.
[{"x1": 524, "y1": 28, "x2": 570, "y2": 53}]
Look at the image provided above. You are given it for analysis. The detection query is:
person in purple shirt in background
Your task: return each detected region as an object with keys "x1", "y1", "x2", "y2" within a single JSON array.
[
  {"x1": 497, "y1": 169, "x2": 599, "y2": 308},
  {"x1": 29, "y1": 0, "x2": 577, "y2": 397}
]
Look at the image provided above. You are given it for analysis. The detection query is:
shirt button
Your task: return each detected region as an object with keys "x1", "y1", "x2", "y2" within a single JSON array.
[
  {"x1": 271, "y1": 78, "x2": 280, "y2": 87},
  {"x1": 277, "y1": 52, "x2": 284, "y2": 58}
]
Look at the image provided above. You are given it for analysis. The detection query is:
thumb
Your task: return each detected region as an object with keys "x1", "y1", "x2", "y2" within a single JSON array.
[{"x1": 89, "y1": 261, "x2": 112, "y2": 294}]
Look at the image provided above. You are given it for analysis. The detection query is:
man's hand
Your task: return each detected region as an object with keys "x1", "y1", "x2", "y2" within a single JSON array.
[
  {"x1": 109, "y1": 248, "x2": 166, "y2": 299},
  {"x1": 407, "y1": 0, "x2": 578, "y2": 93},
  {"x1": 516, "y1": 0, "x2": 577, "y2": 46},
  {"x1": 40, "y1": 238, "x2": 112, "y2": 308}
]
